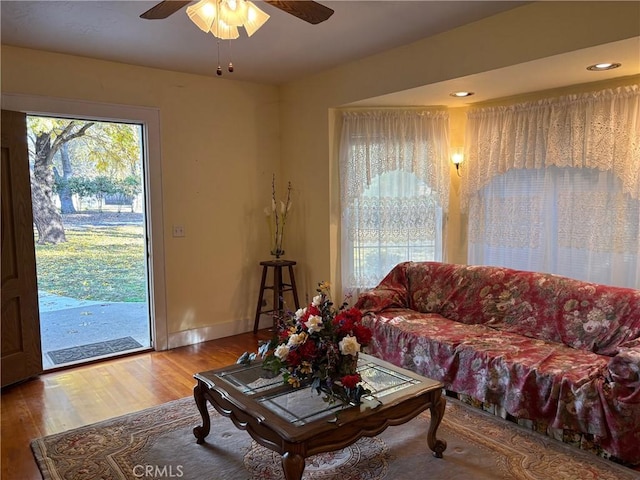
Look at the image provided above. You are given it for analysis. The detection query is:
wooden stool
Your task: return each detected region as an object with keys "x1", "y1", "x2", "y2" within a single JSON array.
[{"x1": 253, "y1": 260, "x2": 300, "y2": 334}]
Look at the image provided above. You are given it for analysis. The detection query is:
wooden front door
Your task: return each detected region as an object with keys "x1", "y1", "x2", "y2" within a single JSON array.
[{"x1": 1, "y1": 109, "x2": 43, "y2": 387}]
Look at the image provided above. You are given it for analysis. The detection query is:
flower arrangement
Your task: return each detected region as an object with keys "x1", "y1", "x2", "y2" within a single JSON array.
[
  {"x1": 250, "y1": 282, "x2": 373, "y2": 405},
  {"x1": 264, "y1": 174, "x2": 291, "y2": 259}
]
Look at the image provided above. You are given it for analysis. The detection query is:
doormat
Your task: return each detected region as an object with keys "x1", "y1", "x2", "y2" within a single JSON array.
[{"x1": 47, "y1": 337, "x2": 143, "y2": 365}]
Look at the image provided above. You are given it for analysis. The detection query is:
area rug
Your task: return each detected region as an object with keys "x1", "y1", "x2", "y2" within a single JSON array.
[
  {"x1": 47, "y1": 337, "x2": 143, "y2": 365},
  {"x1": 31, "y1": 396, "x2": 636, "y2": 480}
]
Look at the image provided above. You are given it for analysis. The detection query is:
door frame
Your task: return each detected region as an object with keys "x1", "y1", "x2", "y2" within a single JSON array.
[{"x1": 1, "y1": 93, "x2": 169, "y2": 351}]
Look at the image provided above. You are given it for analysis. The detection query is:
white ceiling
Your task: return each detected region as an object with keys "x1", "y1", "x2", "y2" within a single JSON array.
[
  {"x1": 1, "y1": 1, "x2": 639, "y2": 106},
  {"x1": 0, "y1": 0, "x2": 528, "y2": 84},
  {"x1": 349, "y1": 36, "x2": 640, "y2": 107}
]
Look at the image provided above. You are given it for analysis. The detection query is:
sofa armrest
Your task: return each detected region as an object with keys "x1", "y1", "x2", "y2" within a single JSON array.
[
  {"x1": 354, "y1": 262, "x2": 410, "y2": 313},
  {"x1": 607, "y1": 340, "x2": 640, "y2": 402},
  {"x1": 354, "y1": 287, "x2": 408, "y2": 313}
]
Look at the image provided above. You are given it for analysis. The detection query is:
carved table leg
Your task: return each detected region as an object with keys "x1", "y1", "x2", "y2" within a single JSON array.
[
  {"x1": 282, "y1": 451, "x2": 306, "y2": 480},
  {"x1": 427, "y1": 389, "x2": 448, "y2": 458},
  {"x1": 192, "y1": 382, "x2": 211, "y2": 444}
]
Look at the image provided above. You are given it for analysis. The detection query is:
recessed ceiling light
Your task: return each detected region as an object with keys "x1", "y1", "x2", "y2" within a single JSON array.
[
  {"x1": 586, "y1": 62, "x2": 621, "y2": 71},
  {"x1": 449, "y1": 91, "x2": 474, "y2": 98}
]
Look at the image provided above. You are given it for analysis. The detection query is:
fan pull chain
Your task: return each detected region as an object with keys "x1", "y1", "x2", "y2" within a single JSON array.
[
  {"x1": 216, "y1": 39, "x2": 222, "y2": 76},
  {"x1": 215, "y1": 0, "x2": 223, "y2": 76},
  {"x1": 228, "y1": 40, "x2": 234, "y2": 73},
  {"x1": 215, "y1": 39, "x2": 235, "y2": 76}
]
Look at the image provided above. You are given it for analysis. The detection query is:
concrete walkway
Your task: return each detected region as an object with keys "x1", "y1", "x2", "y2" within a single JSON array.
[
  {"x1": 38, "y1": 291, "x2": 151, "y2": 369},
  {"x1": 36, "y1": 211, "x2": 150, "y2": 368}
]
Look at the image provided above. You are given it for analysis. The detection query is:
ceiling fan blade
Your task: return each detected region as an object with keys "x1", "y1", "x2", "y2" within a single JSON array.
[
  {"x1": 264, "y1": 1, "x2": 334, "y2": 25},
  {"x1": 140, "y1": 1, "x2": 192, "y2": 20}
]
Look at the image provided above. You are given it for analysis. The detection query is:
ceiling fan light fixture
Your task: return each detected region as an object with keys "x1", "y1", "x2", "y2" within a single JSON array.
[
  {"x1": 218, "y1": 0, "x2": 249, "y2": 27},
  {"x1": 186, "y1": 0, "x2": 269, "y2": 39},
  {"x1": 210, "y1": 19, "x2": 240, "y2": 40},
  {"x1": 244, "y1": 1, "x2": 270, "y2": 37},
  {"x1": 186, "y1": 0, "x2": 217, "y2": 32}
]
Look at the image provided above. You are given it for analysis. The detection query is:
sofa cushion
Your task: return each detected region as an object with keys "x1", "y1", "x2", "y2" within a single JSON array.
[
  {"x1": 401, "y1": 262, "x2": 640, "y2": 356},
  {"x1": 554, "y1": 283, "x2": 640, "y2": 356},
  {"x1": 363, "y1": 309, "x2": 612, "y2": 437}
]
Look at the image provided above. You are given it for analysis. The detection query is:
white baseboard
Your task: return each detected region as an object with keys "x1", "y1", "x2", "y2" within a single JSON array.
[{"x1": 166, "y1": 315, "x2": 274, "y2": 350}]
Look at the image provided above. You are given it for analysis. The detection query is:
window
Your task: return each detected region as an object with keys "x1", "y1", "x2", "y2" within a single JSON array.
[
  {"x1": 469, "y1": 167, "x2": 639, "y2": 288},
  {"x1": 339, "y1": 110, "x2": 449, "y2": 294},
  {"x1": 345, "y1": 170, "x2": 443, "y2": 289},
  {"x1": 463, "y1": 84, "x2": 640, "y2": 288}
]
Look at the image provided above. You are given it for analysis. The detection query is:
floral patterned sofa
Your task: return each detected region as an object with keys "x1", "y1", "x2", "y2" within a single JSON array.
[{"x1": 354, "y1": 261, "x2": 640, "y2": 465}]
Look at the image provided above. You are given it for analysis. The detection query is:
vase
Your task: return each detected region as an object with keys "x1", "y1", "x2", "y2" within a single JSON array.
[
  {"x1": 337, "y1": 352, "x2": 359, "y2": 377},
  {"x1": 321, "y1": 379, "x2": 366, "y2": 406},
  {"x1": 270, "y1": 230, "x2": 285, "y2": 258},
  {"x1": 322, "y1": 353, "x2": 363, "y2": 405}
]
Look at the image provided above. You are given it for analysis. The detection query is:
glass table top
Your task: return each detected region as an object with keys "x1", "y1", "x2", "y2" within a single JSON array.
[{"x1": 213, "y1": 356, "x2": 422, "y2": 426}]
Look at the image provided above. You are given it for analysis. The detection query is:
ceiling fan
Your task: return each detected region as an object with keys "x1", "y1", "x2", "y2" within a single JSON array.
[{"x1": 140, "y1": 0, "x2": 334, "y2": 25}]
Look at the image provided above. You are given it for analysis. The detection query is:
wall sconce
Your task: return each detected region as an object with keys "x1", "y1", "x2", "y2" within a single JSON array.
[{"x1": 451, "y1": 151, "x2": 464, "y2": 177}]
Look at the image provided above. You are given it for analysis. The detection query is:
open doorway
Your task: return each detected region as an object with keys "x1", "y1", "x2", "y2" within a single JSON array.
[{"x1": 28, "y1": 115, "x2": 152, "y2": 369}]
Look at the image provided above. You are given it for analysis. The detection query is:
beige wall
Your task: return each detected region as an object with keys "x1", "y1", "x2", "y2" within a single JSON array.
[
  {"x1": 447, "y1": 107, "x2": 468, "y2": 266},
  {"x1": 2, "y1": 1, "x2": 639, "y2": 347},
  {"x1": 279, "y1": 1, "x2": 640, "y2": 297},
  {"x1": 1, "y1": 46, "x2": 281, "y2": 346}
]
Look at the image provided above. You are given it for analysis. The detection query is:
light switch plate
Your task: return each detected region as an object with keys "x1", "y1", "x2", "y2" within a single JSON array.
[{"x1": 172, "y1": 225, "x2": 185, "y2": 237}]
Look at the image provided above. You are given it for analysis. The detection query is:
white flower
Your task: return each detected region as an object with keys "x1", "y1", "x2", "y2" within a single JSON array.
[
  {"x1": 339, "y1": 335, "x2": 361, "y2": 356},
  {"x1": 305, "y1": 315, "x2": 323, "y2": 333},
  {"x1": 294, "y1": 307, "x2": 307, "y2": 319},
  {"x1": 312, "y1": 294, "x2": 323, "y2": 306},
  {"x1": 274, "y1": 344, "x2": 290, "y2": 360},
  {"x1": 287, "y1": 332, "x2": 307, "y2": 347}
]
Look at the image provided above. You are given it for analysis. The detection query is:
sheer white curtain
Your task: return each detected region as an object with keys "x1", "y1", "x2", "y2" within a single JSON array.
[
  {"x1": 464, "y1": 85, "x2": 640, "y2": 288},
  {"x1": 339, "y1": 110, "x2": 450, "y2": 297}
]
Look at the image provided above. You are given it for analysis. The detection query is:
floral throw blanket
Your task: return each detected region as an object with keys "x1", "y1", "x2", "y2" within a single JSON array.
[{"x1": 355, "y1": 262, "x2": 640, "y2": 465}]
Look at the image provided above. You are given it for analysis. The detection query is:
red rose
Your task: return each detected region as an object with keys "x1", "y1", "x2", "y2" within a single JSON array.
[
  {"x1": 352, "y1": 324, "x2": 372, "y2": 346},
  {"x1": 299, "y1": 310, "x2": 311, "y2": 324},
  {"x1": 341, "y1": 374, "x2": 361, "y2": 389},
  {"x1": 345, "y1": 307, "x2": 362, "y2": 323},
  {"x1": 279, "y1": 330, "x2": 291, "y2": 342},
  {"x1": 333, "y1": 312, "x2": 354, "y2": 335},
  {"x1": 298, "y1": 339, "x2": 317, "y2": 359},
  {"x1": 287, "y1": 349, "x2": 301, "y2": 367}
]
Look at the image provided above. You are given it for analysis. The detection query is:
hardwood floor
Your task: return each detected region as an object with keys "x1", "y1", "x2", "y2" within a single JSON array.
[{"x1": 1, "y1": 330, "x2": 271, "y2": 480}]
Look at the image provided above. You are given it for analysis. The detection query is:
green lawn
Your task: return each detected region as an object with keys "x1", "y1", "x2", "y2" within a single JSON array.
[{"x1": 35, "y1": 225, "x2": 147, "y2": 302}]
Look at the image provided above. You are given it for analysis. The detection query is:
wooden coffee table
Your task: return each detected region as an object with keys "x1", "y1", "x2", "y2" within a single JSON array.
[{"x1": 193, "y1": 353, "x2": 447, "y2": 480}]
